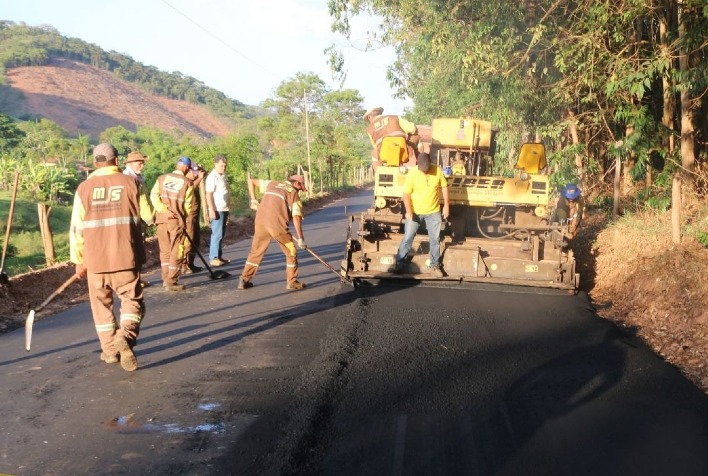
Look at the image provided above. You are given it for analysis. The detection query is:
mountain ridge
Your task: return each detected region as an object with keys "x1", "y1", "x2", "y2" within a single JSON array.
[{"x1": 3, "y1": 57, "x2": 234, "y2": 140}]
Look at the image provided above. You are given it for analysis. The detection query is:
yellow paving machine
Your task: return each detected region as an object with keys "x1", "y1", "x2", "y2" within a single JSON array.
[{"x1": 341, "y1": 117, "x2": 579, "y2": 292}]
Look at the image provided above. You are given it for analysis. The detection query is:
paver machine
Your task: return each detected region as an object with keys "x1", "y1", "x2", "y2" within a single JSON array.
[{"x1": 341, "y1": 117, "x2": 579, "y2": 292}]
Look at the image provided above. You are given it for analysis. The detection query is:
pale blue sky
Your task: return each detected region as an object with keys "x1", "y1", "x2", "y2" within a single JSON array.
[{"x1": 2, "y1": 0, "x2": 412, "y2": 115}]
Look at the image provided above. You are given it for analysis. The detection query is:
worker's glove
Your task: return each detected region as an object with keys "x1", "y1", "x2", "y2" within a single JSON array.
[
  {"x1": 297, "y1": 238, "x2": 307, "y2": 250},
  {"x1": 250, "y1": 199, "x2": 259, "y2": 211}
]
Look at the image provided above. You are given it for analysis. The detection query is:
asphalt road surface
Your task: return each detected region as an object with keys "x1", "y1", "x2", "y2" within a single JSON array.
[{"x1": 2, "y1": 191, "x2": 708, "y2": 476}]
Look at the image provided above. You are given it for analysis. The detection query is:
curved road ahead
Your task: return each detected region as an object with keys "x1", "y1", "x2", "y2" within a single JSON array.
[{"x1": 1, "y1": 191, "x2": 708, "y2": 476}]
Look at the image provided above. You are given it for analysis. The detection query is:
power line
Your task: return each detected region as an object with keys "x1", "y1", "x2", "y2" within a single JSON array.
[{"x1": 159, "y1": 0, "x2": 281, "y2": 81}]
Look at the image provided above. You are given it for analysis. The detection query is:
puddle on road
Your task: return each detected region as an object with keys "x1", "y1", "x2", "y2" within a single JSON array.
[
  {"x1": 102, "y1": 402, "x2": 235, "y2": 435},
  {"x1": 103, "y1": 413, "x2": 227, "y2": 434},
  {"x1": 197, "y1": 402, "x2": 221, "y2": 411}
]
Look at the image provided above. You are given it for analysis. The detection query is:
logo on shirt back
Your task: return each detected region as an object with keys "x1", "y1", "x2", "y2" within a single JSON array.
[
  {"x1": 374, "y1": 116, "x2": 389, "y2": 132},
  {"x1": 163, "y1": 175, "x2": 185, "y2": 194},
  {"x1": 92, "y1": 186, "x2": 124, "y2": 203}
]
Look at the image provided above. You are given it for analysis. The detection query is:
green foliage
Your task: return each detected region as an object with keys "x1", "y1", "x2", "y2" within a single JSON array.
[
  {"x1": 591, "y1": 194, "x2": 614, "y2": 212},
  {"x1": 0, "y1": 112, "x2": 25, "y2": 153},
  {"x1": 0, "y1": 190, "x2": 72, "y2": 275}
]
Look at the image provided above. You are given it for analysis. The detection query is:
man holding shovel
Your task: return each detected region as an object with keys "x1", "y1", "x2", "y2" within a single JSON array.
[
  {"x1": 237, "y1": 174, "x2": 308, "y2": 291},
  {"x1": 150, "y1": 157, "x2": 194, "y2": 291},
  {"x1": 70, "y1": 143, "x2": 154, "y2": 372}
]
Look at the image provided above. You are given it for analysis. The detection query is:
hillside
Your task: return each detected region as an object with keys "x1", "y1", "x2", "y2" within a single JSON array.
[{"x1": 3, "y1": 58, "x2": 233, "y2": 140}]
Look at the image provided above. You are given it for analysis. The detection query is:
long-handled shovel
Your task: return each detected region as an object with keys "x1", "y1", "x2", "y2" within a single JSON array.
[
  {"x1": 25, "y1": 273, "x2": 80, "y2": 352},
  {"x1": 306, "y1": 247, "x2": 357, "y2": 287},
  {"x1": 183, "y1": 233, "x2": 230, "y2": 280},
  {"x1": 1, "y1": 172, "x2": 20, "y2": 286}
]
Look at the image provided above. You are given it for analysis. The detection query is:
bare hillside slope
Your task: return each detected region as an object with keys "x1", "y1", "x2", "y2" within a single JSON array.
[{"x1": 4, "y1": 58, "x2": 232, "y2": 139}]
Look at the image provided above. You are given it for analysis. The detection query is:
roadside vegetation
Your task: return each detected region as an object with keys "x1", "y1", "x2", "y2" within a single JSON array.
[{"x1": 0, "y1": 190, "x2": 71, "y2": 275}]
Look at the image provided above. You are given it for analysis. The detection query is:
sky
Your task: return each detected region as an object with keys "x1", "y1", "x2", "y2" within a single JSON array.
[{"x1": 2, "y1": 0, "x2": 412, "y2": 115}]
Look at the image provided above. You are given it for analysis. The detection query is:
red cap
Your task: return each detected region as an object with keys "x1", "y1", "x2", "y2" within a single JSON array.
[{"x1": 289, "y1": 174, "x2": 307, "y2": 192}]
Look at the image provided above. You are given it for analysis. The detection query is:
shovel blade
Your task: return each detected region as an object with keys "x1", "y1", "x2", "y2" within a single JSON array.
[
  {"x1": 212, "y1": 270, "x2": 231, "y2": 280},
  {"x1": 25, "y1": 309, "x2": 35, "y2": 352}
]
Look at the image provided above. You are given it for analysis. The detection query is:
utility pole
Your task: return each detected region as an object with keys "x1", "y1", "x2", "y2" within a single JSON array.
[{"x1": 303, "y1": 89, "x2": 313, "y2": 195}]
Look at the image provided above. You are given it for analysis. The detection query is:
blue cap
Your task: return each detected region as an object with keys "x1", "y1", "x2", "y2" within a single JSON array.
[
  {"x1": 562, "y1": 183, "x2": 581, "y2": 200},
  {"x1": 177, "y1": 156, "x2": 192, "y2": 167}
]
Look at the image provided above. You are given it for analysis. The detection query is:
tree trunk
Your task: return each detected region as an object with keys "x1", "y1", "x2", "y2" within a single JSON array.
[
  {"x1": 678, "y1": 3, "x2": 696, "y2": 185},
  {"x1": 659, "y1": 5, "x2": 676, "y2": 155},
  {"x1": 613, "y1": 157, "x2": 621, "y2": 219},
  {"x1": 37, "y1": 203, "x2": 56, "y2": 267},
  {"x1": 567, "y1": 110, "x2": 583, "y2": 179},
  {"x1": 623, "y1": 125, "x2": 636, "y2": 195},
  {"x1": 672, "y1": 174, "x2": 682, "y2": 244}
]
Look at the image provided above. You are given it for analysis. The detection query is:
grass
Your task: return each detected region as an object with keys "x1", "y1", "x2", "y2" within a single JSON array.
[{"x1": 0, "y1": 191, "x2": 72, "y2": 277}]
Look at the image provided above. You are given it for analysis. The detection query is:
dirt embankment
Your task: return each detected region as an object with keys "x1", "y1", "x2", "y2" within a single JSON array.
[
  {"x1": 582, "y1": 211, "x2": 708, "y2": 391},
  {"x1": 4, "y1": 58, "x2": 232, "y2": 140}
]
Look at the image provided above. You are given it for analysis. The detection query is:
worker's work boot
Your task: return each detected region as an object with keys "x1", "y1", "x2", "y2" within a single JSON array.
[
  {"x1": 164, "y1": 283, "x2": 186, "y2": 292},
  {"x1": 114, "y1": 335, "x2": 138, "y2": 372},
  {"x1": 237, "y1": 278, "x2": 253, "y2": 290},
  {"x1": 100, "y1": 352, "x2": 119, "y2": 364},
  {"x1": 429, "y1": 266, "x2": 445, "y2": 278},
  {"x1": 286, "y1": 280, "x2": 306, "y2": 291},
  {"x1": 182, "y1": 261, "x2": 202, "y2": 274}
]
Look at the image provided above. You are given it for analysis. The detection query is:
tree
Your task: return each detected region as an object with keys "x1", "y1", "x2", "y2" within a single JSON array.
[
  {"x1": 0, "y1": 112, "x2": 25, "y2": 155},
  {"x1": 15, "y1": 118, "x2": 78, "y2": 266},
  {"x1": 259, "y1": 73, "x2": 370, "y2": 192}
]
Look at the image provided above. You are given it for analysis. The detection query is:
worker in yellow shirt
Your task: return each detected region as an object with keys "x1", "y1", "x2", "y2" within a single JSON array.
[{"x1": 393, "y1": 152, "x2": 450, "y2": 277}]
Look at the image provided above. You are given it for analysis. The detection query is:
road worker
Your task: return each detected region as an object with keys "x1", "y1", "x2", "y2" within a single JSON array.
[
  {"x1": 182, "y1": 163, "x2": 206, "y2": 274},
  {"x1": 70, "y1": 143, "x2": 154, "y2": 372},
  {"x1": 393, "y1": 152, "x2": 450, "y2": 277},
  {"x1": 237, "y1": 174, "x2": 308, "y2": 291},
  {"x1": 150, "y1": 156, "x2": 194, "y2": 291},
  {"x1": 554, "y1": 183, "x2": 586, "y2": 242},
  {"x1": 122, "y1": 150, "x2": 153, "y2": 288},
  {"x1": 364, "y1": 106, "x2": 420, "y2": 172}
]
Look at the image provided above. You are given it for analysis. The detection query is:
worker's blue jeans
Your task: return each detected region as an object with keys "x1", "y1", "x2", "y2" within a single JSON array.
[
  {"x1": 209, "y1": 211, "x2": 229, "y2": 261},
  {"x1": 396, "y1": 211, "x2": 443, "y2": 269}
]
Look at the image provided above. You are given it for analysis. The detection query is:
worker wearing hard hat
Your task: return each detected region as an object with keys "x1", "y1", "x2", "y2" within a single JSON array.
[{"x1": 554, "y1": 183, "x2": 585, "y2": 240}]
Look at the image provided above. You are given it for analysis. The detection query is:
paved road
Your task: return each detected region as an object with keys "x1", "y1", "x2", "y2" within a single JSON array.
[{"x1": 1, "y1": 191, "x2": 708, "y2": 476}]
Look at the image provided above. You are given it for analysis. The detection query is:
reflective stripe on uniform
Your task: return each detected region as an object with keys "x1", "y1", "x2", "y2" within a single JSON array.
[
  {"x1": 95, "y1": 323, "x2": 116, "y2": 333},
  {"x1": 263, "y1": 191, "x2": 286, "y2": 201},
  {"x1": 83, "y1": 216, "x2": 140, "y2": 229},
  {"x1": 245, "y1": 261, "x2": 260, "y2": 267},
  {"x1": 286, "y1": 263, "x2": 297, "y2": 268},
  {"x1": 120, "y1": 313, "x2": 141, "y2": 324}
]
